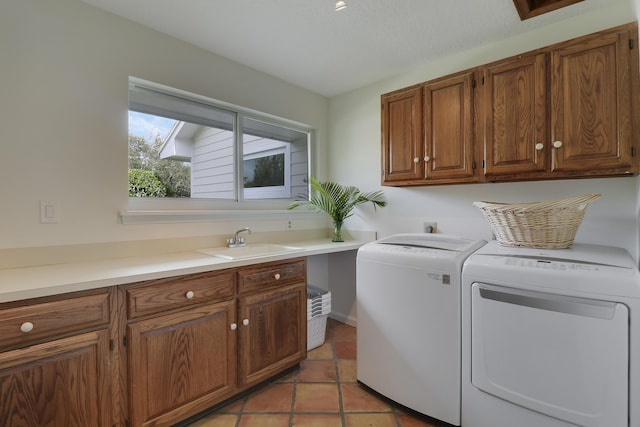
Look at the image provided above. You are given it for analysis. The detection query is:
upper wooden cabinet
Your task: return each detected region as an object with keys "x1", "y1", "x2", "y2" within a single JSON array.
[
  {"x1": 381, "y1": 86, "x2": 423, "y2": 183},
  {"x1": 550, "y1": 26, "x2": 635, "y2": 175},
  {"x1": 382, "y1": 72, "x2": 478, "y2": 186},
  {"x1": 483, "y1": 53, "x2": 548, "y2": 177},
  {"x1": 424, "y1": 72, "x2": 477, "y2": 183},
  {"x1": 382, "y1": 22, "x2": 639, "y2": 186}
]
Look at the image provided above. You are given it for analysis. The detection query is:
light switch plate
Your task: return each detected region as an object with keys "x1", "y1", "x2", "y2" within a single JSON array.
[{"x1": 40, "y1": 200, "x2": 59, "y2": 224}]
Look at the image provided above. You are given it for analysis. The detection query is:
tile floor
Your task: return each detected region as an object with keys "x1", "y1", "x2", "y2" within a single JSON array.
[{"x1": 184, "y1": 319, "x2": 447, "y2": 427}]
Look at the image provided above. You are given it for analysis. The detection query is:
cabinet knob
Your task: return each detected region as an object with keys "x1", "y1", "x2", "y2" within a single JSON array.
[
  {"x1": 274, "y1": 273, "x2": 281, "y2": 280},
  {"x1": 230, "y1": 323, "x2": 237, "y2": 331},
  {"x1": 242, "y1": 318, "x2": 249, "y2": 326},
  {"x1": 20, "y1": 322, "x2": 34, "y2": 333},
  {"x1": 552, "y1": 140, "x2": 563, "y2": 148},
  {"x1": 424, "y1": 156, "x2": 430, "y2": 162},
  {"x1": 535, "y1": 143, "x2": 544, "y2": 151},
  {"x1": 413, "y1": 157, "x2": 419, "y2": 163},
  {"x1": 185, "y1": 290, "x2": 195, "y2": 299}
]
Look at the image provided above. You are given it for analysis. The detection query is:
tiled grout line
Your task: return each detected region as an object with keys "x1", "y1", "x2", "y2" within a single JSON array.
[
  {"x1": 331, "y1": 327, "x2": 349, "y2": 427},
  {"x1": 289, "y1": 368, "x2": 298, "y2": 427}
]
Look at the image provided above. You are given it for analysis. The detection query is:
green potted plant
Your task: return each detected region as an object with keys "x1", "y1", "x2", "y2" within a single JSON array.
[{"x1": 289, "y1": 176, "x2": 387, "y2": 242}]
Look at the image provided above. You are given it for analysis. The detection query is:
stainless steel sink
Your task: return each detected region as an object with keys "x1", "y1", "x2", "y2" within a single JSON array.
[{"x1": 197, "y1": 243, "x2": 304, "y2": 260}]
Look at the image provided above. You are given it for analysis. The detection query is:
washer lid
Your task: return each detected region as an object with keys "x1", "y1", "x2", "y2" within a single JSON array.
[{"x1": 376, "y1": 233, "x2": 484, "y2": 253}]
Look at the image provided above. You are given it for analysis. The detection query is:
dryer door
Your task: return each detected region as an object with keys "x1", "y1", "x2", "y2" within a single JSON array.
[{"x1": 471, "y1": 283, "x2": 628, "y2": 427}]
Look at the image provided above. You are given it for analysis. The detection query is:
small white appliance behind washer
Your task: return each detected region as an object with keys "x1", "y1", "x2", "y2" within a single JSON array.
[
  {"x1": 357, "y1": 233, "x2": 486, "y2": 426},
  {"x1": 462, "y1": 241, "x2": 640, "y2": 427}
]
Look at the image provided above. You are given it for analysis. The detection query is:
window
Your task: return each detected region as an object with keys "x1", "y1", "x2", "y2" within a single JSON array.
[{"x1": 127, "y1": 77, "x2": 310, "y2": 206}]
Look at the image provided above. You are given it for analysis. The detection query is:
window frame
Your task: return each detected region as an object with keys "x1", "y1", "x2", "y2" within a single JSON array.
[{"x1": 124, "y1": 77, "x2": 313, "y2": 222}]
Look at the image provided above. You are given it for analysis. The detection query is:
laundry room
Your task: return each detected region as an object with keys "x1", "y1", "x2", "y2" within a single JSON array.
[{"x1": 2, "y1": 0, "x2": 640, "y2": 426}]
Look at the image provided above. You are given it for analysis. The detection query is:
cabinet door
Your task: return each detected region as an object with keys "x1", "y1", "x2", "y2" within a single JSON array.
[
  {"x1": 551, "y1": 28, "x2": 634, "y2": 173},
  {"x1": 0, "y1": 330, "x2": 111, "y2": 427},
  {"x1": 424, "y1": 72, "x2": 476, "y2": 182},
  {"x1": 484, "y1": 53, "x2": 548, "y2": 178},
  {"x1": 381, "y1": 86, "x2": 423, "y2": 183},
  {"x1": 238, "y1": 283, "x2": 306, "y2": 388},
  {"x1": 128, "y1": 301, "x2": 236, "y2": 427}
]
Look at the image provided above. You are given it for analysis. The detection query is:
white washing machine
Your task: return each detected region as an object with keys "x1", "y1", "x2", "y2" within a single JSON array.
[
  {"x1": 357, "y1": 233, "x2": 486, "y2": 426},
  {"x1": 461, "y1": 241, "x2": 640, "y2": 427}
]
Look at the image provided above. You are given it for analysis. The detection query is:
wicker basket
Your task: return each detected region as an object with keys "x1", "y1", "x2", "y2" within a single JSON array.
[{"x1": 473, "y1": 194, "x2": 601, "y2": 249}]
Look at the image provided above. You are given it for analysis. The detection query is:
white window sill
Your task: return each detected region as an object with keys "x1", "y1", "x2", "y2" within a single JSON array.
[{"x1": 119, "y1": 209, "x2": 320, "y2": 224}]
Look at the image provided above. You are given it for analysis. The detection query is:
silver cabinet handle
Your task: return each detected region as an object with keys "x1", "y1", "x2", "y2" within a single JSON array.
[
  {"x1": 413, "y1": 157, "x2": 419, "y2": 163},
  {"x1": 242, "y1": 318, "x2": 249, "y2": 326},
  {"x1": 535, "y1": 143, "x2": 544, "y2": 151},
  {"x1": 552, "y1": 140, "x2": 563, "y2": 148},
  {"x1": 185, "y1": 291, "x2": 194, "y2": 299},
  {"x1": 424, "y1": 156, "x2": 430, "y2": 162},
  {"x1": 274, "y1": 273, "x2": 281, "y2": 280},
  {"x1": 230, "y1": 323, "x2": 237, "y2": 331}
]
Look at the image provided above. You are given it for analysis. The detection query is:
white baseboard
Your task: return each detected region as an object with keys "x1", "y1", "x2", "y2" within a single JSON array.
[{"x1": 329, "y1": 311, "x2": 357, "y2": 327}]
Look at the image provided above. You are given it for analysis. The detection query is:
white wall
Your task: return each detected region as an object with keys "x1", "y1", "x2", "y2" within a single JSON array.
[
  {"x1": 329, "y1": 0, "x2": 640, "y2": 262},
  {"x1": 1, "y1": 0, "x2": 329, "y2": 251},
  {"x1": 2, "y1": 0, "x2": 640, "y2": 277}
]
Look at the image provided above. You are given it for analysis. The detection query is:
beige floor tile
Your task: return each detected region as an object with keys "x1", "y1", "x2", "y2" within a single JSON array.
[
  {"x1": 292, "y1": 413, "x2": 343, "y2": 427},
  {"x1": 341, "y1": 383, "x2": 393, "y2": 413},
  {"x1": 397, "y1": 414, "x2": 441, "y2": 427},
  {"x1": 297, "y1": 359, "x2": 337, "y2": 382},
  {"x1": 337, "y1": 359, "x2": 357, "y2": 382},
  {"x1": 294, "y1": 383, "x2": 341, "y2": 412},
  {"x1": 237, "y1": 414, "x2": 291, "y2": 427},
  {"x1": 345, "y1": 413, "x2": 398, "y2": 427},
  {"x1": 306, "y1": 341, "x2": 334, "y2": 360},
  {"x1": 243, "y1": 383, "x2": 293, "y2": 412},
  {"x1": 334, "y1": 341, "x2": 356, "y2": 359}
]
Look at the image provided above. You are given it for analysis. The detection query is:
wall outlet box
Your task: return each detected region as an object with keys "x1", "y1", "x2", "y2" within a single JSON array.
[{"x1": 423, "y1": 222, "x2": 437, "y2": 233}]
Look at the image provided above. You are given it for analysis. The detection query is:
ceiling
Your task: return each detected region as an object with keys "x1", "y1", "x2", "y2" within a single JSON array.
[{"x1": 80, "y1": 0, "x2": 615, "y2": 97}]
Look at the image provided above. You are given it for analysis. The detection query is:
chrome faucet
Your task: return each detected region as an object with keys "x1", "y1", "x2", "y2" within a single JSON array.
[{"x1": 227, "y1": 227, "x2": 251, "y2": 248}]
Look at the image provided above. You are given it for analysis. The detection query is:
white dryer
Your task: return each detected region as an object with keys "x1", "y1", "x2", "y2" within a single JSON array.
[
  {"x1": 461, "y1": 241, "x2": 640, "y2": 427},
  {"x1": 357, "y1": 233, "x2": 486, "y2": 426}
]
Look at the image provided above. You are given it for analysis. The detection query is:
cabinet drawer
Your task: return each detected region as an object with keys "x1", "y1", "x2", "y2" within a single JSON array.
[
  {"x1": 127, "y1": 270, "x2": 235, "y2": 319},
  {"x1": 238, "y1": 259, "x2": 306, "y2": 294},
  {"x1": 0, "y1": 291, "x2": 110, "y2": 349}
]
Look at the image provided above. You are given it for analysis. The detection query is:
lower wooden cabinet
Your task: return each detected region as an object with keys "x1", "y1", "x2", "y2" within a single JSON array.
[
  {"x1": 238, "y1": 283, "x2": 307, "y2": 388},
  {"x1": 123, "y1": 258, "x2": 307, "y2": 427},
  {"x1": 0, "y1": 290, "x2": 114, "y2": 427},
  {"x1": 0, "y1": 258, "x2": 307, "y2": 427},
  {"x1": 128, "y1": 301, "x2": 237, "y2": 427}
]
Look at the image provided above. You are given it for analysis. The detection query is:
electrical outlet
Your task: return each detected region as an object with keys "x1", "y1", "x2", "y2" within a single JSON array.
[
  {"x1": 286, "y1": 220, "x2": 293, "y2": 230},
  {"x1": 423, "y1": 221, "x2": 437, "y2": 233}
]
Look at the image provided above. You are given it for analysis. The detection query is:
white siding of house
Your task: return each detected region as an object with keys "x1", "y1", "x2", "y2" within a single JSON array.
[
  {"x1": 290, "y1": 139, "x2": 309, "y2": 200},
  {"x1": 191, "y1": 128, "x2": 235, "y2": 199}
]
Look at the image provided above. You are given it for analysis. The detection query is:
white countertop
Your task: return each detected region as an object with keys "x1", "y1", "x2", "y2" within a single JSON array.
[{"x1": 0, "y1": 239, "x2": 368, "y2": 303}]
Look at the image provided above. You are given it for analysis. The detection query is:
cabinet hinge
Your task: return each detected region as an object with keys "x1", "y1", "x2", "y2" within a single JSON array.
[
  {"x1": 123, "y1": 335, "x2": 128, "y2": 347},
  {"x1": 109, "y1": 339, "x2": 114, "y2": 351},
  {"x1": 632, "y1": 147, "x2": 637, "y2": 157},
  {"x1": 472, "y1": 160, "x2": 476, "y2": 169},
  {"x1": 630, "y1": 39, "x2": 635, "y2": 50},
  {"x1": 482, "y1": 159, "x2": 485, "y2": 168},
  {"x1": 481, "y1": 76, "x2": 485, "y2": 85},
  {"x1": 472, "y1": 79, "x2": 476, "y2": 88}
]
